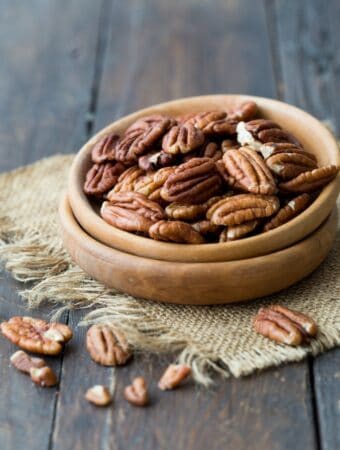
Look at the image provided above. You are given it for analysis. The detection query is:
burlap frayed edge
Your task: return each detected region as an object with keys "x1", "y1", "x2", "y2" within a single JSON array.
[{"x1": 0, "y1": 216, "x2": 339, "y2": 385}]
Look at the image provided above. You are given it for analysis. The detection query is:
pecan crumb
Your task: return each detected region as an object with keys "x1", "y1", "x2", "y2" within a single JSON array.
[
  {"x1": 30, "y1": 366, "x2": 58, "y2": 387},
  {"x1": 85, "y1": 385, "x2": 112, "y2": 407},
  {"x1": 10, "y1": 350, "x2": 45, "y2": 374},
  {"x1": 124, "y1": 377, "x2": 148, "y2": 407}
]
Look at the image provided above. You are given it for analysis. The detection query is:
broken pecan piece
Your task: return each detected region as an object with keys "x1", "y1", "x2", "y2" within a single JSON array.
[
  {"x1": 10, "y1": 350, "x2": 45, "y2": 374},
  {"x1": 102, "y1": 192, "x2": 165, "y2": 233},
  {"x1": 84, "y1": 162, "x2": 126, "y2": 196},
  {"x1": 207, "y1": 194, "x2": 279, "y2": 226},
  {"x1": 162, "y1": 123, "x2": 204, "y2": 154},
  {"x1": 219, "y1": 220, "x2": 259, "y2": 242},
  {"x1": 158, "y1": 364, "x2": 191, "y2": 390},
  {"x1": 161, "y1": 157, "x2": 222, "y2": 204},
  {"x1": 124, "y1": 377, "x2": 148, "y2": 407},
  {"x1": 263, "y1": 193, "x2": 310, "y2": 232},
  {"x1": 85, "y1": 385, "x2": 112, "y2": 406},
  {"x1": 91, "y1": 133, "x2": 119, "y2": 163},
  {"x1": 223, "y1": 147, "x2": 278, "y2": 195},
  {"x1": 30, "y1": 366, "x2": 58, "y2": 387},
  {"x1": 149, "y1": 220, "x2": 205, "y2": 244},
  {"x1": 279, "y1": 165, "x2": 339, "y2": 193},
  {"x1": 0, "y1": 316, "x2": 72, "y2": 355},
  {"x1": 86, "y1": 324, "x2": 132, "y2": 366},
  {"x1": 254, "y1": 305, "x2": 318, "y2": 346},
  {"x1": 165, "y1": 202, "x2": 206, "y2": 221}
]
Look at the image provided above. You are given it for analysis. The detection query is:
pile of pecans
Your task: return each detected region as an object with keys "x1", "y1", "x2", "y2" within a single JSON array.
[
  {"x1": 84, "y1": 101, "x2": 339, "y2": 243},
  {"x1": 0, "y1": 303, "x2": 319, "y2": 406}
]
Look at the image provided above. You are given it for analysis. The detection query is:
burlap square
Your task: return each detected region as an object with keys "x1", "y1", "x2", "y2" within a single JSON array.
[{"x1": 0, "y1": 155, "x2": 339, "y2": 384}]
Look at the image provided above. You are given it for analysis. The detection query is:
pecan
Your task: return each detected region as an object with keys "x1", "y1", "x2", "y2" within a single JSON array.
[
  {"x1": 125, "y1": 114, "x2": 175, "y2": 134},
  {"x1": 91, "y1": 133, "x2": 119, "y2": 163},
  {"x1": 185, "y1": 111, "x2": 237, "y2": 136},
  {"x1": 30, "y1": 366, "x2": 58, "y2": 387},
  {"x1": 112, "y1": 166, "x2": 145, "y2": 193},
  {"x1": 228, "y1": 101, "x2": 258, "y2": 122},
  {"x1": 0, "y1": 316, "x2": 72, "y2": 355},
  {"x1": 158, "y1": 364, "x2": 191, "y2": 390},
  {"x1": 124, "y1": 377, "x2": 148, "y2": 407},
  {"x1": 165, "y1": 202, "x2": 206, "y2": 221},
  {"x1": 161, "y1": 157, "x2": 222, "y2": 204},
  {"x1": 219, "y1": 220, "x2": 259, "y2": 242},
  {"x1": 258, "y1": 128, "x2": 302, "y2": 147},
  {"x1": 102, "y1": 192, "x2": 165, "y2": 233},
  {"x1": 221, "y1": 139, "x2": 239, "y2": 153},
  {"x1": 85, "y1": 385, "x2": 112, "y2": 407},
  {"x1": 279, "y1": 165, "x2": 339, "y2": 193},
  {"x1": 10, "y1": 350, "x2": 45, "y2": 374},
  {"x1": 236, "y1": 120, "x2": 279, "y2": 149},
  {"x1": 183, "y1": 142, "x2": 223, "y2": 163},
  {"x1": 86, "y1": 324, "x2": 132, "y2": 366},
  {"x1": 215, "y1": 159, "x2": 230, "y2": 183},
  {"x1": 223, "y1": 147, "x2": 277, "y2": 194},
  {"x1": 138, "y1": 150, "x2": 177, "y2": 171},
  {"x1": 162, "y1": 123, "x2": 204, "y2": 154},
  {"x1": 254, "y1": 305, "x2": 318, "y2": 346},
  {"x1": 263, "y1": 193, "x2": 310, "y2": 232},
  {"x1": 84, "y1": 162, "x2": 126, "y2": 196},
  {"x1": 134, "y1": 172, "x2": 162, "y2": 201},
  {"x1": 192, "y1": 220, "x2": 220, "y2": 235},
  {"x1": 207, "y1": 194, "x2": 279, "y2": 226},
  {"x1": 261, "y1": 143, "x2": 317, "y2": 180},
  {"x1": 149, "y1": 220, "x2": 205, "y2": 244}
]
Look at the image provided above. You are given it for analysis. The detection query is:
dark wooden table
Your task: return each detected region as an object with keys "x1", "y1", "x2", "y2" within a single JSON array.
[{"x1": 0, "y1": 1, "x2": 339, "y2": 449}]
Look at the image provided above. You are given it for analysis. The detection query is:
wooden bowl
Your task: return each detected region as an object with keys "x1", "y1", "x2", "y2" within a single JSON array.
[
  {"x1": 59, "y1": 195, "x2": 337, "y2": 305},
  {"x1": 68, "y1": 95, "x2": 340, "y2": 263}
]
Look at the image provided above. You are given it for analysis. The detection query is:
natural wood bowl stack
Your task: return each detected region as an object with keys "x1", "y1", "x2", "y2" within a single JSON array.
[{"x1": 60, "y1": 95, "x2": 340, "y2": 305}]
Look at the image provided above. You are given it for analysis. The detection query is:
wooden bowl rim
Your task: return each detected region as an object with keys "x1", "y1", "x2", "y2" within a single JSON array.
[{"x1": 68, "y1": 94, "x2": 340, "y2": 263}]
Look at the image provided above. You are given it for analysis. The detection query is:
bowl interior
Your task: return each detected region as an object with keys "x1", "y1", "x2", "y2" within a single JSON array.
[{"x1": 68, "y1": 94, "x2": 340, "y2": 263}]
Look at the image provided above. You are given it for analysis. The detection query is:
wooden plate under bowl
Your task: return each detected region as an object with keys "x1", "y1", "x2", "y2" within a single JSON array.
[
  {"x1": 60, "y1": 195, "x2": 337, "y2": 305},
  {"x1": 68, "y1": 94, "x2": 340, "y2": 263}
]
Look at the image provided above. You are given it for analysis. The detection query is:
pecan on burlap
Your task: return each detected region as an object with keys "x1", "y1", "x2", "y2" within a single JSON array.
[
  {"x1": 91, "y1": 133, "x2": 120, "y2": 163},
  {"x1": 263, "y1": 193, "x2": 310, "y2": 232},
  {"x1": 254, "y1": 305, "x2": 318, "y2": 346},
  {"x1": 86, "y1": 324, "x2": 132, "y2": 366},
  {"x1": 149, "y1": 220, "x2": 205, "y2": 244},
  {"x1": 0, "y1": 316, "x2": 72, "y2": 355},
  {"x1": 261, "y1": 143, "x2": 318, "y2": 180},
  {"x1": 84, "y1": 162, "x2": 126, "y2": 196},
  {"x1": 207, "y1": 194, "x2": 279, "y2": 226},
  {"x1": 223, "y1": 147, "x2": 277, "y2": 195},
  {"x1": 162, "y1": 123, "x2": 204, "y2": 154},
  {"x1": 161, "y1": 157, "x2": 222, "y2": 204},
  {"x1": 219, "y1": 220, "x2": 259, "y2": 242},
  {"x1": 279, "y1": 165, "x2": 339, "y2": 193},
  {"x1": 102, "y1": 192, "x2": 165, "y2": 233}
]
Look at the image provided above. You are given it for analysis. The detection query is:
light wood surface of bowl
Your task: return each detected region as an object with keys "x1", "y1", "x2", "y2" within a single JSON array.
[
  {"x1": 60, "y1": 195, "x2": 337, "y2": 305},
  {"x1": 69, "y1": 95, "x2": 340, "y2": 263}
]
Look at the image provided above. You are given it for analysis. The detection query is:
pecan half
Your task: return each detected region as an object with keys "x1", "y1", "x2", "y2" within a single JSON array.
[
  {"x1": 158, "y1": 364, "x2": 191, "y2": 390},
  {"x1": 254, "y1": 305, "x2": 318, "y2": 346},
  {"x1": 84, "y1": 162, "x2": 126, "y2": 196},
  {"x1": 192, "y1": 220, "x2": 220, "y2": 235},
  {"x1": 219, "y1": 220, "x2": 259, "y2": 242},
  {"x1": 85, "y1": 385, "x2": 112, "y2": 407},
  {"x1": 86, "y1": 324, "x2": 132, "y2": 366},
  {"x1": 91, "y1": 133, "x2": 119, "y2": 163},
  {"x1": 223, "y1": 147, "x2": 277, "y2": 194},
  {"x1": 125, "y1": 114, "x2": 175, "y2": 134},
  {"x1": 279, "y1": 165, "x2": 339, "y2": 193},
  {"x1": 102, "y1": 192, "x2": 165, "y2": 233},
  {"x1": 112, "y1": 166, "x2": 145, "y2": 193},
  {"x1": 0, "y1": 317, "x2": 72, "y2": 355},
  {"x1": 161, "y1": 157, "x2": 222, "y2": 204},
  {"x1": 185, "y1": 111, "x2": 237, "y2": 136},
  {"x1": 149, "y1": 220, "x2": 205, "y2": 244},
  {"x1": 124, "y1": 377, "x2": 148, "y2": 407},
  {"x1": 10, "y1": 350, "x2": 45, "y2": 374},
  {"x1": 165, "y1": 202, "x2": 206, "y2": 221},
  {"x1": 183, "y1": 142, "x2": 223, "y2": 163},
  {"x1": 221, "y1": 139, "x2": 239, "y2": 153},
  {"x1": 138, "y1": 150, "x2": 177, "y2": 171},
  {"x1": 207, "y1": 194, "x2": 279, "y2": 226},
  {"x1": 236, "y1": 120, "x2": 279, "y2": 149},
  {"x1": 162, "y1": 123, "x2": 204, "y2": 154},
  {"x1": 30, "y1": 367, "x2": 58, "y2": 387},
  {"x1": 263, "y1": 193, "x2": 310, "y2": 232},
  {"x1": 228, "y1": 101, "x2": 258, "y2": 122}
]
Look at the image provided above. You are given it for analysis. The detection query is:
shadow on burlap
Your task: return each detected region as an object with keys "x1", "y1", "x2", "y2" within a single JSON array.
[{"x1": 0, "y1": 155, "x2": 339, "y2": 384}]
